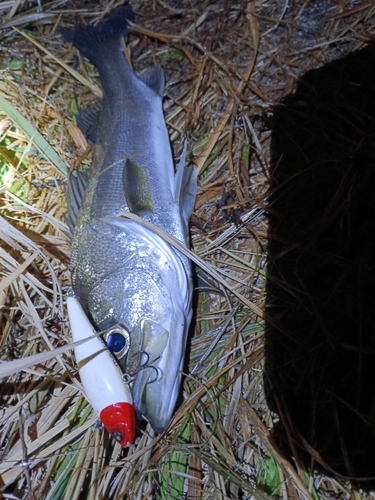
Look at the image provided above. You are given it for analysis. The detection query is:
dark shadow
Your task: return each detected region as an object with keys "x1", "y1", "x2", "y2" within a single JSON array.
[{"x1": 265, "y1": 40, "x2": 375, "y2": 488}]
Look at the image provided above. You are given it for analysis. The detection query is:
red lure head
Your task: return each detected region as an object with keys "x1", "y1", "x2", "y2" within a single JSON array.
[{"x1": 100, "y1": 402, "x2": 136, "y2": 447}]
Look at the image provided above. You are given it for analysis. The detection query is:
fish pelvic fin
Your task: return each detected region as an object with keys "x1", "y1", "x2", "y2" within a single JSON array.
[
  {"x1": 123, "y1": 158, "x2": 154, "y2": 216},
  {"x1": 60, "y1": 5, "x2": 134, "y2": 64},
  {"x1": 174, "y1": 141, "x2": 198, "y2": 223}
]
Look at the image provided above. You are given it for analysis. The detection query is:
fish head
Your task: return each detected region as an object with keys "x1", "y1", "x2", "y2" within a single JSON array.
[
  {"x1": 100, "y1": 402, "x2": 136, "y2": 447},
  {"x1": 132, "y1": 308, "x2": 192, "y2": 434},
  {"x1": 95, "y1": 276, "x2": 191, "y2": 434}
]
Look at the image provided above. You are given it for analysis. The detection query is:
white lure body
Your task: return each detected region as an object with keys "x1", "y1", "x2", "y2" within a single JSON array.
[{"x1": 67, "y1": 295, "x2": 136, "y2": 446}]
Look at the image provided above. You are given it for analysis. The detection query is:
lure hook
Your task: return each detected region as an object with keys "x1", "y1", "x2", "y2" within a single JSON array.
[
  {"x1": 144, "y1": 365, "x2": 160, "y2": 385},
  {"x1": 139, "y1": 351, "x2": 161, "y2": 384},
  {"x1": 139, "y1": 350, "x2": 150, "y2": 367},
  {"x1": 128, "y1": 350, "x2": 161, "y2": 384}
]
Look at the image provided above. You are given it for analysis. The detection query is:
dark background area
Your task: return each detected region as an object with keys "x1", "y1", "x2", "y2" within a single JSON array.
[{"x1": 266, "y1": 40, "x2": 375, "y2": 485}]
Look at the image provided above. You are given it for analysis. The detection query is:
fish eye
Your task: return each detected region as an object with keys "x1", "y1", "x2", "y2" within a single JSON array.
[
  {"x1": 112, "y1": 430, "x2": 123, "y2": 443},
  {"x1": 102, "y1": 326, "x2": 130, "y2": 359}
]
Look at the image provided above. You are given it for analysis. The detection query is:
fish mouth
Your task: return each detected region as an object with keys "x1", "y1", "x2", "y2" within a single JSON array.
[{"x1": 132, "y1": 318, "x2": 186, "y2": 433}]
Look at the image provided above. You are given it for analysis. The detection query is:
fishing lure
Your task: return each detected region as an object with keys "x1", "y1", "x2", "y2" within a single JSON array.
[{"x1": 67, "y1": 295, "x2": 136, "y2": 446}]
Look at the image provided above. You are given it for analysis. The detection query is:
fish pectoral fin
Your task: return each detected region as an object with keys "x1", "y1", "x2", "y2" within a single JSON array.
[
  {"x1": 66, "y1": 169, "x2": 89, "y2": 228},
  {"x1": 77, "y1": 101, "x2": 101, "y2": 145},
  {"x1": 123, "y1": 158, "x2": 153, "y2": 216},
  {"x1": 173, "y1": 140, "x2": 198, "y2": 222},
  {"x1": 138, "y1": 66, "x2": 165, "y2": 97}
]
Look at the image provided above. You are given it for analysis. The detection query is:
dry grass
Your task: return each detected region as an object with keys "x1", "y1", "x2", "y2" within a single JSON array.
[{"x1": 0, "y1": 0, "x2": 374, "y2": 498}]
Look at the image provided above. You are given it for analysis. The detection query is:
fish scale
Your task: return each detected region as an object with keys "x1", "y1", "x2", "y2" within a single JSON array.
[
  {"x1": 63, "y1": 6, "x2": 197, "y2": 434},
  {"x1": 80, "y1": 46, "x2": 177, "y2": 220}
]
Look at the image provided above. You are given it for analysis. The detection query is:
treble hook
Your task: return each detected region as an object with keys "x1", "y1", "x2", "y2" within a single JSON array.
[
  {"x1": 144, "y1": 365, "x2": 160, "y2": 385},
  {"x1": 141, "y1": 352, "x2": 161, "y2": 384},
  {"x1": 129, "y1": 350, "x2": 161, "y2": 384},
  {"x1": 128, "y1": 349, "x2": 148, "y2": 367},
  {"x1": 139, "y1": 350, "x2": 150, "y2": 367}
]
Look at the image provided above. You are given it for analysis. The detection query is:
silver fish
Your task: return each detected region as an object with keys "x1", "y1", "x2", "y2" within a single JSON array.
[{"x1": 62, "y1": 6, "x2": 197, "y2": 433}]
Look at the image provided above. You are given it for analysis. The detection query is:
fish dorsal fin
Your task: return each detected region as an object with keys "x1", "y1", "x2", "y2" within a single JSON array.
[
  {"x1": 66, "y1": 169, "x2": 89, "y2": 229},
  {"x1": 173, "y1": 142, "x2": 198, "y2": 223},
  {"x1": 123, "y1": 158, "x2": 153, "y2": 216},
  {"x1": 77, "y1": 102, "x2": 101, "y2": 145},
  {"x1": 138, "y1": 66, "x2": 165, "y2": 97}
]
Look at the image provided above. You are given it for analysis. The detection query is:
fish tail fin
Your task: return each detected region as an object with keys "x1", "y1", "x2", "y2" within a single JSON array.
[{"x1": 60, "y1": 5, "x2": 134, "y2": 63}]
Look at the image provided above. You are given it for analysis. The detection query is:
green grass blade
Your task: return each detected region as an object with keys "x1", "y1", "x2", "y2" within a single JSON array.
[
  {"x1": 160, "y1": 423, "x2": 190, "y2": 500},
  {"x1": 160, "y1": 451, "x2": 189, "y2": 500},
  {"x1": 191, "y1": 447, "x2": 270, "y2": 500},
  {"x1": 0, "y1": 94, "x2": 69, "y2": 176},
  {"x1": 257, "y1": 455, "x2": 280, "y2": 495}
]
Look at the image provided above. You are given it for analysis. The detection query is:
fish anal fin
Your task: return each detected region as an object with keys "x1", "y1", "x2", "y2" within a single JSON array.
[
  {"x1": 174, "y1": 141, "x2": 198, "y2": 222},
  {"x1": 77, "y1": 102, "x2": 101, "y2": 145},
  {"x1": 123, "y1": 158, "x2": 153, "y2": 216},
  {"x1": 181, "y1": 165, "x2": 198, "y2": 221},
  {"x1": 138, "y1": 66, "x2": 165, "y2": 97}
]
